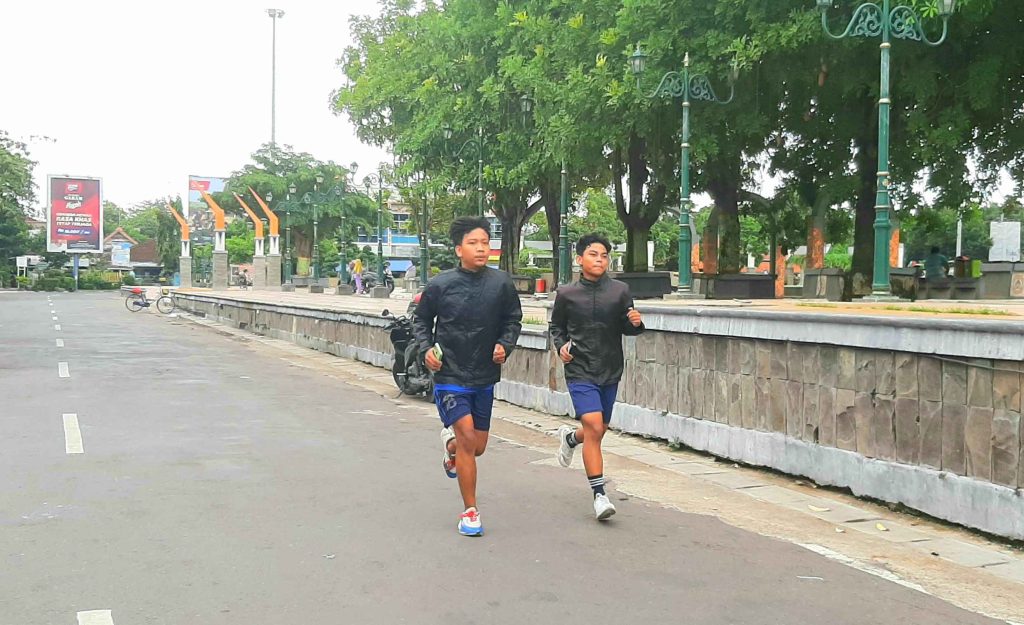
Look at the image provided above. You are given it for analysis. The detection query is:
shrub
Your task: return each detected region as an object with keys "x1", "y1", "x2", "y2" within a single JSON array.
[{"x1": 121, "y1": 274, "x2": 137, "y2": 286}]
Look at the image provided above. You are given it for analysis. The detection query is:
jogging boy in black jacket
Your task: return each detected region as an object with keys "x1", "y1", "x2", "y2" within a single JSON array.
[
  {"x1": 413, "y1": 216, "x2": 523, "y2": 536},
  {"x1": 549, "y1": 233, "x2": 644, "y2": 520}
]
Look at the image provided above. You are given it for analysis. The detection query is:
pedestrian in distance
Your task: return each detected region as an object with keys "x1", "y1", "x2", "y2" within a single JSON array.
[
  {"x1": 413, "y1": 216, "x2": 523, "y2": 536},
  {"x1": 549, "y1": 233, "x2": 645, "y2": 520}
]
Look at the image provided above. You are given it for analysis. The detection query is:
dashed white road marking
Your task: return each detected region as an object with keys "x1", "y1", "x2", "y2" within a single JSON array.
[
  {"x1": 77, "y1": 610, "x2": 113, "y2": 625},
  {"x1": 55, "y1": 324, "x2": 61, "y2": 331},
  {"x1": 52, "y1": 316, "x2": 58, "y2": 321},
  {"x1": 63, "y1": 413, "x2": 84, "y2": 454},
  {"x1": 56, "y1": 339, "x2": 64, "y2": 348},
  {"x1": 58, "y1": 362, "x2": 70, "y2": 378}
]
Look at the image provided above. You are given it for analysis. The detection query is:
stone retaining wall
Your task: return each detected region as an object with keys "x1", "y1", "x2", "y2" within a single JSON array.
[{"x1": 174, "y1": 293, "x2": 1024, "y2": 539}]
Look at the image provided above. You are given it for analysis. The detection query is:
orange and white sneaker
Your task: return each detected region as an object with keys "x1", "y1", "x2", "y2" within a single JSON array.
[{"x1": 458, "y1": 507, "x2": 483, "y2": 536}]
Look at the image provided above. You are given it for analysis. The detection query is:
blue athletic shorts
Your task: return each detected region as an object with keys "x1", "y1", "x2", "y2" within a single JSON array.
[
  {"x1": 434, "y1": 384, "x2": 495, "y2": 431},
  {"x1": 567, "y1": 382, "x2": 620, "y2": 424}
]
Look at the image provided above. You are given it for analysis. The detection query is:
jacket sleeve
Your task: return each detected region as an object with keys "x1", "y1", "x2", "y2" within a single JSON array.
[
  {"x1": 621, "y1": 287, "x2": 645, "y2": 336},
  {"x1": 548, "y1": 288, "x2": 570, "y2": 352},
  {"x1": 498, "y1": 276, "x2": 523, "y2": 355},
  {"x1": 412, "y1": 281, "x2": 439, "y2": 358}
]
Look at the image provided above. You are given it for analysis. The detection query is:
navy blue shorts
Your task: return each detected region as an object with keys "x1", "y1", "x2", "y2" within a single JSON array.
[
  {"x1": 434, "y1": 384, "x2": 494, "y2": 431},
  {"x1": 567, "y1": 382, "x2": 619, "y2": 424}
]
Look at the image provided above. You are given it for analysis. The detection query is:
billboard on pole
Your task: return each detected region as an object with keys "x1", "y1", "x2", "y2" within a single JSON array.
[
  {"x1": 47, "y1": 176, "x2": 103, "y2": 253},
  {"x1": 187, "y1": 175, "x2": 227, "y2": 246}
]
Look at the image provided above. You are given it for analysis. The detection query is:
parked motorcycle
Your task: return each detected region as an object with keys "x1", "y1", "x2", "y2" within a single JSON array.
[
  {"x1": 382, "y1": 303, "x2": 432, "y2": 397},
  {"x1": 361, "y1": 268, "x2": 395, "y2": 294}
]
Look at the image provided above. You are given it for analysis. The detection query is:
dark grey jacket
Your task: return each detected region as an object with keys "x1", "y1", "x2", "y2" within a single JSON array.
[
  {"x1": 413, "y1": 266, "x2": 523, "y2": 387},
  {"x1": 549, "y1": 275, "x2": 645, "y2": 385}
]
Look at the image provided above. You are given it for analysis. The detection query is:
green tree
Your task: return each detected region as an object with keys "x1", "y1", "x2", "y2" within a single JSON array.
[
  {"x1": 217, "y1": 144, "x2": 375, "y2": 272},
  {"x1": 0, "y1": 131, "x2": 35, "y2": 279}
]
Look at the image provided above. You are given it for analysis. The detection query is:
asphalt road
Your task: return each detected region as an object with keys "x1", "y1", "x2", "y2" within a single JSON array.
[{"x1": 0, "y1": 291, "x2": 1002, "y2": 624}]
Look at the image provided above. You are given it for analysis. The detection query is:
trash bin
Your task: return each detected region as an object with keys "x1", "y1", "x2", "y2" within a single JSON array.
[{"x1": 954, "y1": 256, "x2": 970, "y2": 278}]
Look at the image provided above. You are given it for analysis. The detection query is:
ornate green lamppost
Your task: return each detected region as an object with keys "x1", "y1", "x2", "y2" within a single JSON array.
[
  {"x1": 302, "y1": 174, "x2": 344, "y2": 281},
  {"x1": 442, "y1": 125, "x2": 486, "y2": 217},
  {"x1": 629, "y1": 46, "x2": 736, "y2": 294},
  {"x1": 817, "y1": 0, "x2": 956, "y2": 295},
  {"x1": 362, "y1": 172, "x2": 386, "y2": 284},
  {"x1": 271, "y1": 183, "x2": 301, "y2": 284}
]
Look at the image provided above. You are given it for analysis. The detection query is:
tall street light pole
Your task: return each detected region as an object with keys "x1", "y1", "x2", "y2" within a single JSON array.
[
  {"x1": 817, "y1": 0, "x2": 956, "y2": 296},
  {"x1": 266, "y1": 8, "x2": 284, "y2": 146},
  {"x1": 630, "y1": 46, "x2": 736, "y2": 295}
]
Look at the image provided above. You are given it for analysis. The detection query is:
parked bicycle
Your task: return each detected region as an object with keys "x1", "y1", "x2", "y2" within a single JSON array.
[{"x1": 125, "y1": 287, "x2": 175, "y2": 314}]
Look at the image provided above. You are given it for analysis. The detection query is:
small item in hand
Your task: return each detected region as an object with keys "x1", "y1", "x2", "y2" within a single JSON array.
[
  {"x1": 566, "y1": 340, "x2": 578, "y2": 357},
  {"x1": 431, "y1": 343, "x2": 444, "y2": 362}
]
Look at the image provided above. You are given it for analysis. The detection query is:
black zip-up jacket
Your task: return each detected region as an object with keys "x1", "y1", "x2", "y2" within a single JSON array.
[
  {"x1": 413, "y1": 266, "x2": 523, "y2": 387},
  {"x1": 548, "y1": 274, "x2": 645, "y2": 386}
]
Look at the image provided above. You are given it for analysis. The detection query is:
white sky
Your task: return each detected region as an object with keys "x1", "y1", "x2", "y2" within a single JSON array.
[{"x1": 1, "y1": 0, "x2": 391, "y2": 212}]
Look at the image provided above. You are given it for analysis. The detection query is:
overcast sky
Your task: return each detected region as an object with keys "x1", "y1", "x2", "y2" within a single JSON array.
[{"x1": 2, "y1": 0, "x2": 391, "y2": 212}]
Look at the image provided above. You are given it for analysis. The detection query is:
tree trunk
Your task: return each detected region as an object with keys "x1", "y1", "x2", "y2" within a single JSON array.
[
  {"x1": 703, "y1": 206, "x2": 719, "y2": 276},
  {"x1": 612, "y1": 133, "x2": 658, "y2": 273},
  {"x1": 852, "y1": 133, "x2": 877, "y2": 294},
  {"x1": 708, "y1": 178, "x2": 741, "y2": 274},
  {"x1": 806, "y1": 191, "x2": 829, "y2": 270},
  {"x1": 541, "y1": 182, "x2": 561, "y2": 282}
]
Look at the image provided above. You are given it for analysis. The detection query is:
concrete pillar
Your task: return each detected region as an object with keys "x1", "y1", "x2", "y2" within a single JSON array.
[
  {"x1": 212, "y1": 251, "x2": 229, "y2": 291},
  {"x1": 179, "y1": 258, "x2": 192, "y2": 288},
  {"x1": 266, "y1": 254, "x2": 282, "y2": 288},
  {"x1": 253, "y1": 255, "x2": 267, "y2": 289}
]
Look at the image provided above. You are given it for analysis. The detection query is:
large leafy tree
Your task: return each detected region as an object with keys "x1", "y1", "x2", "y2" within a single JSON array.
[{"x1": 0, "y1": 131, "x2": 35, "y2": 276}]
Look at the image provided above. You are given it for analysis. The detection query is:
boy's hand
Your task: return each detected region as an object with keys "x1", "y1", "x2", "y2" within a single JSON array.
[
  {"x1": 492, "y1": 344, "x2": 507, "y2": 364},
  {"x1": 425, "y1": 349, "x2": 442, "y2": 372},
  {"x1": 559, "y1": 342, "x2": 574, "y2": 363},
  {"x1": 627, "y1": 307, "x2": 642, "y2": 327}
]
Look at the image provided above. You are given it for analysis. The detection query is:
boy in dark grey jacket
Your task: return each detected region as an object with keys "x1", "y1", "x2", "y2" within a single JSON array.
[
  {"x1": 414, "y1": 216, "x2": 523, "y2": 536},
  {"x1": 549, "y1": 233, "x2": 644, "y2": 520}
]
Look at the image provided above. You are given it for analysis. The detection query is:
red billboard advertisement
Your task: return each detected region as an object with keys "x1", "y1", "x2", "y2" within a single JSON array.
[{"x1": 48, "y1": 176, "x2": 103, "y2": 253}]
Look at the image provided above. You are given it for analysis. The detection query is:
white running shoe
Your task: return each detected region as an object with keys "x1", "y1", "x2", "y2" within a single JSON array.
[
  {"x1": 458, "y1": 507, "x2": 483, "y2": 536},
  {"x1": 441, "y1": 427, "x2": 457, "y2": 478},
  {"x1": 594, "y1": 493, "x2": 616, "y2": 521},
  {"x1": 557, "y1": 424, "x2": 576, "y2": 468}
]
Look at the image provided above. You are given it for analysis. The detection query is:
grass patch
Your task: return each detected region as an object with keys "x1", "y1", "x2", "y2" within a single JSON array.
[
  {"x1": 522, "y1": 316, "x2": 547, "y2": 326},
  {"x1": 796, "y1": 302, "x2": 840, "y2": 309}
]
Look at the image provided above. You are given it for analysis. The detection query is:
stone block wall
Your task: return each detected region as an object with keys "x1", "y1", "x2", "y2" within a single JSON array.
[{"x1": 596, "y1": 332, "x2": 1022, "y2": 492}]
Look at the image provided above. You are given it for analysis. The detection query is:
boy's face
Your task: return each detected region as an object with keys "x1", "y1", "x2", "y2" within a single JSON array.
[
  {"x1": 456, "y1": 227, "x2": 491, "y2": 270},
  {"x1": 577, "y1": 243, "x2": 609, "y2": 277}
]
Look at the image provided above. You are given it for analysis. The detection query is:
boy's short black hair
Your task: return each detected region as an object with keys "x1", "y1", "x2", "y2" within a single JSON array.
[
  {"x1": 576, "y1": 233, "x2": 612, "y2": 256},
  {"x1": 450, "y1": 216, "x2": 492, "y2": 246},
  {"x1": 930, "y1": 246, "x2": 940, "y2": 254}
]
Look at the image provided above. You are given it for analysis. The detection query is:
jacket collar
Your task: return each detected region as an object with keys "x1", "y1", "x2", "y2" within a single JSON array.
[
  {"x1": 457, "y1": 265, "x2": 487, "y2": 277},
  {"x1": 579, "y1": 273, "x2": 609, "y2": 288}
]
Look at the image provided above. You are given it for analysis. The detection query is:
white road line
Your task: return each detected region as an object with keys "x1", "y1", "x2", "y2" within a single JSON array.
[
  {"x1": 55, "y1": 324, "x2": 62, "y2": 331},
  {"x1": 58, "y1": 362, "x2": 70, "y2": 378},
  {"x1": 56, "y1": 339, "x2": 64, "y2": 348},
  {"x1": 52, "y1": 316, "x2": 58, "y2": 321},
  {"x1": 63, "y1": 413, "x2": 84, "y2": 454},
  {"x1": 77, "y1": 610, "x2": 113, "y2": 625}
]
